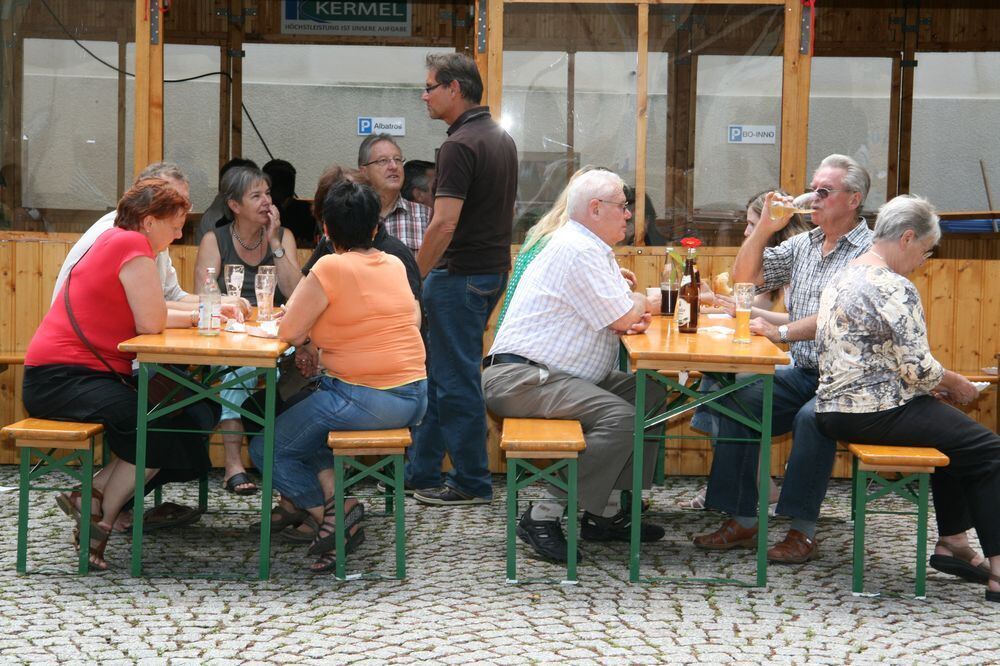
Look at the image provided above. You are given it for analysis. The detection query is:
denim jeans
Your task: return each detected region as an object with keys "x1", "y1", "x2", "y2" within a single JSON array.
[
  {"x1": 249, "y1": 376, "x2": 427, "y2": 510},
  {"x1": 406, "y1": 269, "x2": 507, "y2": 498},
  {"x1": 704, "y1": 365, "x2": 835, "y2": 520}
]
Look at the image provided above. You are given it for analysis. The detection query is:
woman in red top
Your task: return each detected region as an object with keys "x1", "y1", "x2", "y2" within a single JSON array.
[{"x1": 23, "y1": 179, "x2": 230, "y2": 570}]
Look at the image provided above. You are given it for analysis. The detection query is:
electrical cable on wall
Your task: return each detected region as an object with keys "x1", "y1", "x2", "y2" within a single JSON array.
[{"x1": 39, "y1": 0, "x2": 274, "y2": 160}]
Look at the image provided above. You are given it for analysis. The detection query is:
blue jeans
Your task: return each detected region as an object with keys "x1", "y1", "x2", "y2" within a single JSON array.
[
  {"x1": 704, "y1": 365, "x2": 835, "y2": 520},
  {"x1": 406, "y1": 269, "x2": 507, "y2": 498},
  {"x1": 249, "y1": 376, "x2": 427, "y2": 510}
]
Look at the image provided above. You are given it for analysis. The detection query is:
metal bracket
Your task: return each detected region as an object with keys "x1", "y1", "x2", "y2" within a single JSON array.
[
  {"x1": 149, "y1": 0, "x2": 160, "y2": 45},
  {"x1": 215, "y1": 7, "x2": 256, "y2": 24},
  {"x1": 477, "y1": 2, "x2": 486, "y2": 53},
  {"x1": 227, "y1": 49, "x2": 245, "y2": 59},
  {"x1": 800, "y1": 3, "x2": 813, "y2": 55},
  {"x1": 890, "y1": 16, "x2": 931, "y2": 33},
  {"x1": 901, "y1": 59, "x2": 918, "y2": 68}
]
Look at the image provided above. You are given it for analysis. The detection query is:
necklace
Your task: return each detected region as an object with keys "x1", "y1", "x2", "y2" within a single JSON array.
[
  {"x1": 231, "y1": 223, "x2": 263, "y2": 251},
  {"x1": 870, "y1": 249, "x2": 886, "y2": 262}
]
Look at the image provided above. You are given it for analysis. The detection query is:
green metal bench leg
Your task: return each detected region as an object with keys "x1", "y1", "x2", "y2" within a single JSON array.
[
  {"x1": 198, "y1": 468, "x2": 209, "y2": 513},
  {"x1": 506, "y1": 460, "x2": 518, "y2": 582},
  {"x1": 565, "y1": 459, "x2": 578, "y2": 583},
  {"x1": 101, "y1": 433, "x2": 111, "y2": 466},
  {"x1": 393, "y1": 453, "x2": 406, "y2": 579},
  {"x1": 77, "y1": 442, "x2": 95, "y2": 575},
  {"x1": 16, "y1": 447, "x2": 30, "y2": 574},
  {"x1": 915, "y1": 473, "x2": 929, "y2": 598},
  {"x1": 852, "y1": 461, "x2": 867, "y2": 595},
  {"x1": 334, "y1": 455, "x2": 347, "y2": 580},
  {"x1": 652, "y1": 439, "x2": 665, "y2": 486},
  {"x1": 153, "y1": 486, "x2": 163, "y2": 507}
]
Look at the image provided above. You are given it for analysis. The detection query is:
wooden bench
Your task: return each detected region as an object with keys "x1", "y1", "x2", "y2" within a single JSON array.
[
  {"x1": 848, "y1": 443, "x2": 950, "y2": 599},
  {"x1": 1, "y1": 418, "x2": 104, "y2": 575},
  {"x1": 327, "y1": 428, "x2": 412, "y2": 580},
  {"x1": 0, "y1": 351, "x2": 25, "y2": 374},
  {"x1": 501, "y1": 418, "x2": 586, "y2": 584}
]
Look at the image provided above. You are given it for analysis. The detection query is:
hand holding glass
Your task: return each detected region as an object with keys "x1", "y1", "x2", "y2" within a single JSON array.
[
  {"x1": 254, "y1": 273, "x2": 276, "y2": 321},
  {"x1": 769, "y1": 192, "x2": 817, "y2": 221},
  {"x1": 224, "y1": 264, "x2": 245, "y2": 298},
  {"x1": 733, "y1": 282, "x2": 755, "y2": 344}
]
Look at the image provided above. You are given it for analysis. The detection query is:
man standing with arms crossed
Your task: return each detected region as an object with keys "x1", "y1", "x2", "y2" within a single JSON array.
[
  {"x1": 694, "y1": 154, "x2": 873, "y2": 563},
  {"x1": 407, "y1": 53, "x2": 518, "y2": 506}
]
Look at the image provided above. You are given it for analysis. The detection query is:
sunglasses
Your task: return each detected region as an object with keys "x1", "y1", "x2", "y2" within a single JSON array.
[{"x1": 805, "y1": 187, "x2": 848, "y2": 200}]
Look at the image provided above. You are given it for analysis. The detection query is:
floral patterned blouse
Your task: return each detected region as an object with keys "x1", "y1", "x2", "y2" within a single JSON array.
[{"x1": 816, "y1": 263, "x2": 944, "y2": 414}]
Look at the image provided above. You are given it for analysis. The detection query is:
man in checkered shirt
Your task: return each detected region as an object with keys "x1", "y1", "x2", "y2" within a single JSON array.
[
  {"x1": 358, "y1": 133, "x2": 431, "y2": 253},
  {"x1": 695, "y1": 154, "x2": 874, "y2": 564},
  {"x1": 482, "y1": 169, "x2": 667, "y2": 564}
]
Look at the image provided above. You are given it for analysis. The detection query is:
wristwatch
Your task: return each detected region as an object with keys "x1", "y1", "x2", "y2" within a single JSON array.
[
  {"x1": 778, "y1": 324, "x2": 789, "y2": 343},
  {"x1": 272, "y1": 245, "x2": 285, "y2": 258}
]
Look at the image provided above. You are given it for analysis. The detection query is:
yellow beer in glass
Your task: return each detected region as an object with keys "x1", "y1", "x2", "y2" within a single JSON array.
[{"x1": 733, "y1": 282, "x2": 755, "y2": 344}]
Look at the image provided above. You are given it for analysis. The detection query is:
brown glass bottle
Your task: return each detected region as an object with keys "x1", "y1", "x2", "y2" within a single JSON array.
[{"x1": 678, "y1": 248, "x2": 700, "y2": 333}]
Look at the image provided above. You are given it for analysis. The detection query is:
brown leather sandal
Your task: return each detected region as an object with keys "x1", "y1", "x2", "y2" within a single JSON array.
[
  {"x1": 56, "y1": 488, "x2": 104, "y2": 526},
  {"x1": 929, "y1": 540, "x2": 992, "y2": 584}
]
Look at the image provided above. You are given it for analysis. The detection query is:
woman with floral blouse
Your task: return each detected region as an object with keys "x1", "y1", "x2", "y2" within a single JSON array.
[{"x1": 815, "y1": 194, "x2": 1000, "y2": 603}]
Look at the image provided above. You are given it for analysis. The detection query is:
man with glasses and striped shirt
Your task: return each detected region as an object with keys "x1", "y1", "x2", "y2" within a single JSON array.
[
  {"x1": 358, "y1": 134, "x2": 431, "y2": 254},
  {"x1": 694, "y1": 154, "x2": 873, "y2": 564}
]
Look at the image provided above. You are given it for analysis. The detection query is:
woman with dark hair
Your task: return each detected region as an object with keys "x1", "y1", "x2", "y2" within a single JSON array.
[
  {"x1": 23, "y1": 178, "x2": 231, "y2": 570},
  {"x1": 249, "y1": 181, "x2": 427, "y2": 573},
  {"x1": 195, "y1": 165, "x2": 301, "y2": 496}
]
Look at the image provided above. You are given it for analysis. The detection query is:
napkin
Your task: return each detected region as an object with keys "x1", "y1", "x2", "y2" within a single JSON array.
[
  {"x1": 224, "y1": 320, "x2": 246, "y2": 333},
  {"x1": 972, "y1": 381, "x2": 990, "y2": 393},
  {"x1": 698, "y1": 326, "x2": 734, "y2": 336},
  {"x1": 247, "y1": 320, "x2": 279, "y2": 339}
]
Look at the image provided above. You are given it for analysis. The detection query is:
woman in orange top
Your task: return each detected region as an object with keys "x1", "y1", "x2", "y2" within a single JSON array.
[{"x1": 249, "y1": 180, "x2": 426, "y2": 573}]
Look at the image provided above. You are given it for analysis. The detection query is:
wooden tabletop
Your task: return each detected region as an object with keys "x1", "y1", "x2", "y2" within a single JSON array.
[
  {"x1": 119, "y1": 327, "x2": 289, "y2": 367},
  {"x1": 621, "y1": 315, "x2": 791, "y2": 374}
]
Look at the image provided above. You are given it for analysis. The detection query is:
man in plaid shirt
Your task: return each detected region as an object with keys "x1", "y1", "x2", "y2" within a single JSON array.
[
  {"x1": 695, "y1": 154, "x2": 873, "y2": 564},
  {"x1": 358, "y1": 133, "x2": 431, "y2": 253}
]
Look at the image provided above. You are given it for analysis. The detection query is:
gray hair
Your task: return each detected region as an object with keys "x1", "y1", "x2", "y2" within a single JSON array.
[
  {"x1": 220, "y1": 166, "x2": 270, "y2": 210},
  {"x1": 566, "y1": 170, "x2": 625, "y2": 221},
  {"x1": 357, "y1": 134, "x2": 401, "y2": 167},
  {"x1": 817, "y1": 154, "x2": 871, "y2": 207},
  {"x1": 426, "y1": 53, "x2": 483, "y2": 104},
  {"x1": 873, "y1": 194, "x2": 940, "y2": 244},
  {"x1": 138, "y1": 161, "x2": 187, "y2": 185}
]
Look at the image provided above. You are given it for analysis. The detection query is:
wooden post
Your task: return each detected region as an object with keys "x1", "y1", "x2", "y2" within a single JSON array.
[
  {"x1": 117, "y1": 30, "x2": 127, "y2": 196},
  {"x1": 1, "y1": 6, "x2": 25, "y2": 217},
  {"x1": 666, "y1": 21, "x2": 695, "y2": 235},
  {"x1": 897, "y1": 3, "x2": 919, "y2": 196},
  {"x1": 485, "y1": 0, "x2": 504, "y2": 116},
  {"x1": 134, "y1": 0, "x2": 164, "y2": 176},
  {"x1": 229, "y1": 0, "x2": 244, "y2": 158},
  {"x1": 779, "y1": 0, "x2": 810, "y2": 195},
  {"x1": 886, "y1": 55, "x2": 902, "y2": 200},
  {"x1": 219, "y1": 44, "x2": 232, "y2": 169},
  {"x1": 634, "y1": 3, "x2": 649, "y2": 246}
]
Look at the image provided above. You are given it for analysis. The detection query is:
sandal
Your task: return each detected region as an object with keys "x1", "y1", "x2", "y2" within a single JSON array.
[
  {"x1": 280, "y1": 515, "x2": 320, "y2": 543},
  {"x1": 75, "y1": 519, "x2": 111, "y2": 572},
  {"x1": 309, "y1": 525, "x2": 366, "y2": 574},
  {"x1": 56, "y1": 488, "x2": 104, "y2": 525},
  {"x1": 308, "y1": 499, "x2": 365, "y2": 557},
  {"x1": 988, "y1": 573, "x2": 1000, "y2": 603},
  {"x1": 677, "y1": 490, "x2": 706, "y2": 510},
  {"x1": 252, "y1": 503, "x2": 308, "y2": 533},
  {"x1": 143, "y1": 502, "x2": 202, "y2": 532},
  {"x1": 929, "y1": 540, "x2": 992, "y2": 584},
  {"x1": 223, "y1": 471, "x2": 259, "y2": 496}
]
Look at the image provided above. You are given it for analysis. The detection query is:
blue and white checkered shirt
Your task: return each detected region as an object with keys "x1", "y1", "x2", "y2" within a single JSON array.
[
  {"x1": 489, "y1": 220, "x2": 633, "y2": 384},
  {"x1": 760, "y1": 218, "x2": 873, "y2": 369}
]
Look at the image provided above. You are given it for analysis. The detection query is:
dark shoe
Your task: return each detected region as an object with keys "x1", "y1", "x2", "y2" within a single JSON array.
[
  {"x1": 223, "y1": 471, "x2": 259, "y2": 496},
  {"x1": 515, "y1": 509, "x2": 579, "y2": 563},
  {"x1": 767, "y1": 529, "x2": 819, "y2": 564},
  {"x1": 251, "y1": 504, "x2": 308, "y2": 534},
  {"x1": 308, "y1": 500, "x2": 365, "y2": 557},
  {"x1": 375, "y1": 479, "x2": 431, "y2": 496},
  {"x1": 280, "y1": 515, "x2": 320, "y2": 543},
  {"x1": 309, "y1": 525, "x2": 366, "y2": 574},
  {"x1": 693, "y1": 519, "x2": 758, "y2": 550},
  {"x1": 929, "y1": 540, "x2": 991, "y2": 584},
  {"x1": 580, "y1": 508, "x2": 665, "y2": 543},
  {"x1": 413, "y1": 486, "x2": 490, "y2": 506},
  {"x1": 143, "y1": 502, "x2": 201, "y2": 532}
]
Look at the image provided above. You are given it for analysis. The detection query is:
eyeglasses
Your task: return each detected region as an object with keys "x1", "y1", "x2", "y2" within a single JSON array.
[
  {"x1": 423, "y1": 82, "x2": 445, "y2": 94},
  {"x1": 598, "y1": 199, "x2": 629, "y2": 214},
  {"x1": 805, "y1": 187, "x2": 848, "y2": 200},
  {"x1": 922, "y1": 246, "x2": 938, "y2": 260},
  {"x1": 363, "y1": 156, "x2": 406, "y2": 168}
]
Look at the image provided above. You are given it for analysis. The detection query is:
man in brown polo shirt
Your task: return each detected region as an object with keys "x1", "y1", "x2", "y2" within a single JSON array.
[{"x1": 407, "y1": 52, "x2": 518, "y2": 506}]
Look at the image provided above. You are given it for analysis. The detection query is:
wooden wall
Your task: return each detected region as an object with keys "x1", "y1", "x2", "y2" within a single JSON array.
[{"x1": 2, "y1": 234, "x2": 996, "y2": 477}]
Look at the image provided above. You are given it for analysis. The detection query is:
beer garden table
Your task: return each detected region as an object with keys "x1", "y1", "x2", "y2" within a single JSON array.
[
  {"x1": 620, "y1": 315, "x2": 790, "y2": 585},
  {"x1": 119, "y1": 326, "x2": 288, "y2": 580}
]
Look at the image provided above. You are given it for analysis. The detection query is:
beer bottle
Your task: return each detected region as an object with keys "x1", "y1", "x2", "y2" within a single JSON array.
[{"x1": 678, "y1": 247, "x2": 700, "y2": 333}]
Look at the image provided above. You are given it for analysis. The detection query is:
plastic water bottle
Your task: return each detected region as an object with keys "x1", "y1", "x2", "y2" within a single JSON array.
[{"x1": 198, "y1": 267, "x2": 222, "y2": 336}]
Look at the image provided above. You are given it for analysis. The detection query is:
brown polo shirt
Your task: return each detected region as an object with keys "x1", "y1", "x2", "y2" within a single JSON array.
[{"x1": 434, "y1": 106, "x2": 517, "y2": 275}]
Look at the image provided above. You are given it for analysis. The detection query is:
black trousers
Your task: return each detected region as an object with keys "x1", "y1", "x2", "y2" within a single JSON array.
[
  {"x1": 818, "y1": 395, "x2": 1000, "y2": 557},
  {"x1": 23, "y1": 365, "x2": 217, "y2": 487}
]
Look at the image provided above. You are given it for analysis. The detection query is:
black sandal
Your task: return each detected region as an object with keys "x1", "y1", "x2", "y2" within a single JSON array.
[
  {"x1": 223, "y1": 472, "x2": 259, "y2": 496},
  {"x1": 309, "y1": 525, "x2": 366, "y2": 574},
  {"x1": 929, "y1": 541, "x2": 992, "y2": 584},
  {"x1": 308, "y1": 499, "x2": 365, "y2": 557},
  {"x1": 251, "y1": 504, "x2": 308, "y2": 533}
]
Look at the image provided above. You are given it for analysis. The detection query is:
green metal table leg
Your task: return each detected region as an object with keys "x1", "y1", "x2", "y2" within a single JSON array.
[
  {"x1": 334, "y1": 455, "x2": 347, "y2": 580},
  {"x1": 131, "y1": 362, "x2": 150, "y2": 577},
  {"x1": 852, "y1": 461, "x2": 867, "y2": 594},
  {"x1": 258, "y1": 366, "x2": 277, "y2": 580},
  {"x1": 16, "y1": 447, "x2": 30, "y2": 574},
  {"x1": 652, "y1": 438, "x2": 665, "y2": 486},
  {"x1": 566, "y1": 458, "x2": 578, "y2": 583},
  {"x1": 915, "y1": 473, "x2": 930, "y2": 598},
  {"x1": 629, "y1": 369, "x2": 648, "y2": 583},
  {"x1": 506, "y1": 460, "x2": 518, "y2": 582},
  {"x1": 78, "y1": 442, "x2": 95, "y2": 575},
  {"x1": 153, "y1": 486, "x2": 163, "y2": 507},
  {"x1": 755, "y1": 374, "x2": 773, "y2": 588},
  {"x1": 393, "y1": 453, "x2": 406, "y2": 579}
]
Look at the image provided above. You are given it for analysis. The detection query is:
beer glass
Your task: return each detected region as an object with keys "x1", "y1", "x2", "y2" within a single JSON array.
[
  {"x1": 223, "y1": 264, "x2": 244, "y2": 298},
  {"x1": 255, "y1": 273, "x2": 276, "y2": 321},
  {"x1": 733, "y1": 282, "x2": 754, "y2": 344},
  {"x1": 769, "y1": 192, "x2": 817, "y2": 221}
]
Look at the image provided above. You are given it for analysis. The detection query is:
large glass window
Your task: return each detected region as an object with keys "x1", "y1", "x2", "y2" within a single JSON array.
[
  {"x1": 911, "y1": 52, "x2": 1000, "y2": 211},
  {"x1": 503, "y1": 4, "x2": 637, "y2": 243},
  {"x1": 808, "y1": 57, "x2": 891, "y2": 211}
]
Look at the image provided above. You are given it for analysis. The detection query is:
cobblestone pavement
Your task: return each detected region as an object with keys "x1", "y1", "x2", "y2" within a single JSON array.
[{"x1": 0, "y1": 467, "x2": 998, "y2": 664}]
